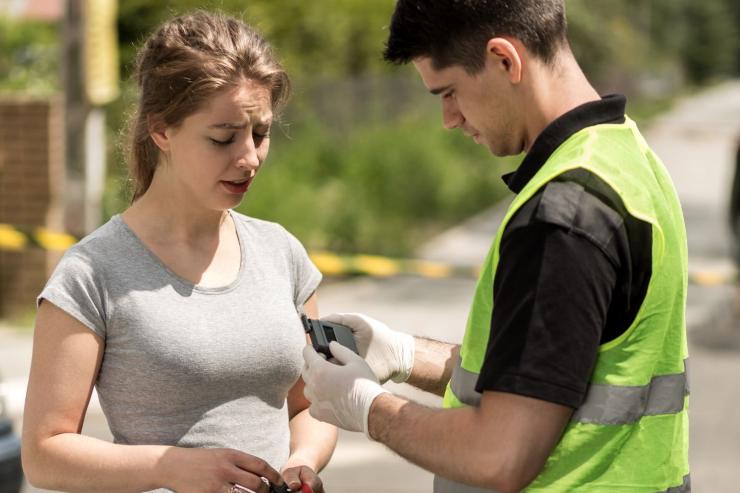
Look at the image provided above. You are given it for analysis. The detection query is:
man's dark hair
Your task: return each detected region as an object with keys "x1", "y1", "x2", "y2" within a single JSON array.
[{"x1": 384, "y1": 0, "x2": 568, "y2": 73}]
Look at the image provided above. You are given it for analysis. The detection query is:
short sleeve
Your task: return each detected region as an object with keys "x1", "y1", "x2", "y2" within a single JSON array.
[
  {"x1": 475, "y1": 223, "x2": 615, "y2": 408},
  {"x1": 282, "y1": 228, "x2": 322, "y2": 310},
  {"x1": 37, "y1": 250, "x2": 108, "y2": 339},
  {"x1": 474, "y1": 181, "x2": 627, "y2": 408}
]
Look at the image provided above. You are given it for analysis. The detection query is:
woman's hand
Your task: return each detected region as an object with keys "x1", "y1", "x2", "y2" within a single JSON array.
[
  {"x1": 282, "y1": 465, "x2": 323, "y2": 493},
  {"x1": 160, "y1": 447, "x2": 284, "y2": 493}
]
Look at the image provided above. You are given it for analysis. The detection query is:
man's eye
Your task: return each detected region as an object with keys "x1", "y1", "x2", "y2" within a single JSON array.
[{"x1": 210, "y1": 136, "x2": 235, "y2": 146}]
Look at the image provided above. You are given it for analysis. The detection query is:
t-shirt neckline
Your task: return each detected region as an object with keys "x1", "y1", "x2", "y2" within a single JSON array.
[{"x1": 112, "y1": 210, "x2": 246, "y2": 294}]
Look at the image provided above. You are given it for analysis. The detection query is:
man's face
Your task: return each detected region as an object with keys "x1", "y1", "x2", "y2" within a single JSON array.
[{"x1": 412, "y1": 56, "x2": 522, "y2": 157}]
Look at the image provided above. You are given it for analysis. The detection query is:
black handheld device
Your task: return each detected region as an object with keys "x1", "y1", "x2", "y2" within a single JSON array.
[{"x1": 301, "y1": 315, "x2": 359, "y2": 358}]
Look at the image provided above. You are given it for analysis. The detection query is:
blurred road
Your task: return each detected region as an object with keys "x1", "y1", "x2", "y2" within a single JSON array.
[{"x1": 3, "y1": 81, "x2": 740, "y2": 492}]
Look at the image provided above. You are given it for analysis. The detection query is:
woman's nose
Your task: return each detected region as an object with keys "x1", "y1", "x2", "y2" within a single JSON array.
[{"x1": 235, "y1": 135, "x2": 260, "y2": 170}]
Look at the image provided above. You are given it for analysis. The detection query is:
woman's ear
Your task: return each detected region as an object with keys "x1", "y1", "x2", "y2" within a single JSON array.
[
  {"x1": 148, "y1": 117, "x2": 170, "y2": 153},
  {"x1": 486, "y1": 37, "x2": 523, "y2": 84}
]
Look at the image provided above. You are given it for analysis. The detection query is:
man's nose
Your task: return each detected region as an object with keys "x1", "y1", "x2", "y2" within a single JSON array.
[{"x1": 442, "y1": 98, "x2": 463, "y2": 130}]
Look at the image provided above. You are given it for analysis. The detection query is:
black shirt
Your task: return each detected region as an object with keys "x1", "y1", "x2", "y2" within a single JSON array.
[{"x1": 474, "y1": 95, "x2": 653, "y2": 408}]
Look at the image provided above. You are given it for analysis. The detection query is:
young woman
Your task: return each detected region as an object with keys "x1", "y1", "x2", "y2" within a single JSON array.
[{"x1": 22, "y1": 11, "x2": 336, "y2": 493}]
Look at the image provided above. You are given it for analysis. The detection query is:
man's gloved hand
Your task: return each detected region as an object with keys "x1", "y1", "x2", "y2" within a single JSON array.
[
  {"x1": 321, "y1": 313, "x2": 414, "y2": 384},
  {"x1": 302, "y1": 342, "x2": 389, "y2": 436}
]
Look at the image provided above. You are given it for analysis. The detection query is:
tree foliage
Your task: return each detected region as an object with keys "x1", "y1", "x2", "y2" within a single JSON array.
[
  {"x1": 0, "y1": 16, "x2": 58, "y2": 94},
  {"x1": 3, "y1": 1, "x2": 740, "y2": 253},
  {"x1": 682, "y1": 0, "x2": 738, "y2": 84},
  {"x1": 117, "y1": 0, "x2": 395, "y2": 82}
]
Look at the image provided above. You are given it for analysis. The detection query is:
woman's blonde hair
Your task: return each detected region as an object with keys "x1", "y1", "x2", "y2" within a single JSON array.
[{"x1": 125, "y1": 10, "x2": 291, "y2": 201}]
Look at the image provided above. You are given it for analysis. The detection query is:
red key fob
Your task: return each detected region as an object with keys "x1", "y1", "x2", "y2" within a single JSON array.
[{"x1": 300, "y1": 486, "x2": 313, "y2": 493}]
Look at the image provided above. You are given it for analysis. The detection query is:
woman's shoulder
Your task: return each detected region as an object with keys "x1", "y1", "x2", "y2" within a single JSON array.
[
  {"x1": 58, "y1": 216, "x2": 131, "y2": 269},
  {"x1": 230, "y1": 210, "x2": 292, "y2": 241},
  {"x1": 230, "y1": 211, "x2": 311, "y2": 260}
]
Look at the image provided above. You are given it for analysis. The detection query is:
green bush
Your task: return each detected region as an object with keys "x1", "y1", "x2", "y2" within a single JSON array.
[{"x1": 238, "y1": 112, "x2": 514, "y2": 256}]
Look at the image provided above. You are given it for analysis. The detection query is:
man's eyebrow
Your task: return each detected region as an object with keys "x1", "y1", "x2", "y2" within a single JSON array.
[{"x1": 429, "y1": 84, "x2": 453, "y2": 96}]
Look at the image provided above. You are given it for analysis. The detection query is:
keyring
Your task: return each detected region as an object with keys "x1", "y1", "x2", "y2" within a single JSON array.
[
  {"x1": 230, "y1": 477, "x2": 272, "y2": 493},
  {"x1": 229, "y1": 484, "x2": 255, "y2": 493}
]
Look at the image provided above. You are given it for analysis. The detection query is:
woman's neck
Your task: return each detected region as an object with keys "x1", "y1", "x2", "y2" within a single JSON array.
[{"x1": 123, "y1": 187, "x2": 229, "y2": 245}]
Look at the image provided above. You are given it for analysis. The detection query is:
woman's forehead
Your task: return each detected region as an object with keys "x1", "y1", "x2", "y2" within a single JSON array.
[{"x1": 198, "y1": 81, "x2": 273, "y2": 125}]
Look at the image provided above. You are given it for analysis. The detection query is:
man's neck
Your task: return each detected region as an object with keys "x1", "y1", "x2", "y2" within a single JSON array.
[{"x1": 522, "y1": 51, "x2": 601, "y2": 152}]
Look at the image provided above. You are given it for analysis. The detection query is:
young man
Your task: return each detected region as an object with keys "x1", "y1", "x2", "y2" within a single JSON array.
[{"x1": 301, "y1": 1, "x2": 690, "y2": 491}]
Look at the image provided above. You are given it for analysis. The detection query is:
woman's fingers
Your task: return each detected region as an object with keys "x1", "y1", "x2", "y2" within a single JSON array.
[{"x1": 230, "y1": 450, "x2": 283, "y2": 486}]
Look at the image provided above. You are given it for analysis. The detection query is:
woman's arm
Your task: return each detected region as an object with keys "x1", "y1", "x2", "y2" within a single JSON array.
[
  {"x1": 282, "y1": 294, "x2": 338, "y2": 491},
  {"x1": 22, "y1": 301, "x2": 281, "y2": 493}
]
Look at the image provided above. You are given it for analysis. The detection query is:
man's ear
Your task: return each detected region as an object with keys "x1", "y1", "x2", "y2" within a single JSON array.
[
  {"x1": 149, "y1": 118, "x2": 170, "y2": 153},
  {"x1": 485, "y1": 37, "x2": 523, "y2": 84}
]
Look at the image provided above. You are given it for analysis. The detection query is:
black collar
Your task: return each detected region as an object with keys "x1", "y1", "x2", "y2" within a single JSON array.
[{"x1": 503, "y1": 94, "x2": 627, "y2": 193}]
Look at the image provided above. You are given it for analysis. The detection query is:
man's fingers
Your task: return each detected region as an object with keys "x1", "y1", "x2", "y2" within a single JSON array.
[
  {"x1": 308, "y1": 402, "x2": 324, "y2": 422},
  {"x1": 328, "y1": 341, "x2": 362, "y2": 365},
  {"x1": 302, "y1": 345, "x2": 323, "y2": 368},
  {"x1": 321, "y1": 312, "x2": 349, "y2": 325},
  {"x1": 302, "y1": 380, "x2": 316, "y2": 403},
  {"x1": 322, "y1": 312, "x2": 367, "y2": 334}
]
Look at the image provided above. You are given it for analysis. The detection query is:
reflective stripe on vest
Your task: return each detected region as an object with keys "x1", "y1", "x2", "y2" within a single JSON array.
[
  {"x1": 664, "y1": 474, "x2": 691, "y2": 493},
  {"x1": 433, "y1": 473, "x2": 691, "y2": 493},
  {"x1": 572, "y1": 366, "x2": 689, "y2": 425},
  {"x1": 450, "y1": 358, "x2": 481, "y2": 406},
  {"x1": 448, "y1": 357, "x2": 689, "y2": 425}
]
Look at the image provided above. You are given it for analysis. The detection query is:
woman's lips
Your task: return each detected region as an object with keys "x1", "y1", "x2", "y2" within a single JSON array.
[{"x1": 221, "y1": 177, "x2": 251, "y2": 194}]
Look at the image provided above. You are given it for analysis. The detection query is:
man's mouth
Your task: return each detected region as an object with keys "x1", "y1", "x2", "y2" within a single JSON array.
[{"x1": 462, "y1": 128, "x2": 480, "y2": 141}]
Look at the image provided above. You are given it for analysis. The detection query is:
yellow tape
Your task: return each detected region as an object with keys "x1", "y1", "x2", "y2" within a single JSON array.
[
  {"x1": 354, "y1": 254, "x2": 401, "y2": 277},
  {"x1": 689, "y1": 270, "x2": 736, "y2": 287},
  {"x1": 0, "y1": 224, "x2": 28, "y2": 251},
  {"x1": 0, "y1": 222, "x2": 736, "y2": 286},
  {"x1": 310, "y1": 251, "x2": 347, "y2": 276},
  {"x1": 309, "y1": 250, "x2": 474, "y2": 279},
  {"x1": 408, "y1": 260, "x2": 454, "y2": 279},
  {"x1": 34, "y1": 228, "x2": 78, "y2": 251}
]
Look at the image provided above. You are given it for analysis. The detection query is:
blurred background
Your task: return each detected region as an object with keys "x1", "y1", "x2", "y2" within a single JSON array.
[{"x1": 1, "y1": 0, "x2": 740, "y2": 492}]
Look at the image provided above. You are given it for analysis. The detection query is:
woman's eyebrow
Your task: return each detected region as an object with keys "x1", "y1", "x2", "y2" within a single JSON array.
[
  {"x1": 209, "y1": 114, "x2": 272, "y2": 129},
  {"x1": 209, "y1": 122, "x2": 248, "y2": 129}
]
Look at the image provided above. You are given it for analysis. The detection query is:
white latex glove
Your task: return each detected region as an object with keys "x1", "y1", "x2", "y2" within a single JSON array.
[
  {"x1": 322, "y1": 313, "x2": 415, "y2": 384},
  {"x1": 302, "y1": 342, "x2": 389, "y2": 437}
]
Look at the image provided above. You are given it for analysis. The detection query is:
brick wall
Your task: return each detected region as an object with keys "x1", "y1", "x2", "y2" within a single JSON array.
[{"x1": 0, "y1": 97, "x2": 65, "y2": 317}]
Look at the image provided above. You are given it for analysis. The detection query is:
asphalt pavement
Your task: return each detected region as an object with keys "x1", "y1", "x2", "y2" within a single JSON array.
[{"x1": 3, "y1": 81, "x2": 740, "y2": 492}]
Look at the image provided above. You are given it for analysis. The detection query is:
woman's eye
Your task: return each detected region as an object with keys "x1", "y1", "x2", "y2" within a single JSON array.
[
  {"x1": 253, "y1": 129, "x2": 271, "y2": 140},
  {"x1": 210, "y1": 135, "x2": 235, "y2": 146}
]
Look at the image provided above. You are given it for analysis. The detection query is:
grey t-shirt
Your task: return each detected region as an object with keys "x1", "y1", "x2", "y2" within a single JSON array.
[{"x1": 38, "y1": 211, "x2": 321, "y2": 491}]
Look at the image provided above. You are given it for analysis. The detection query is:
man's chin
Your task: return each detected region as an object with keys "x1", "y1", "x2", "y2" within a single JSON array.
[
  {"x1": 486, "y1": 142, "x2": 509, "y2": 157},
  {"x1": 485, "y1": 139, "x2": 524, "y2": 158}
]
